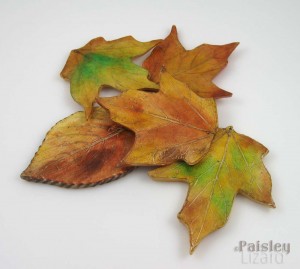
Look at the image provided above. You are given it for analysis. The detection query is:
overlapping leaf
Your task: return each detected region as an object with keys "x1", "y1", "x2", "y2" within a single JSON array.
[
  {"x1": 98, "y1": 72, "x2": 218, "y2": 166},
  {"x1": 143, "y1": 26, "x2": 239, "y2": 98},
  {"x1": 21, "y1": 27, "x2": 275, "y2": 256},
  {"x1": 21, "y1": 107, "x2": 134, "y2": 188},
  {"x1": 149, "y1": 127, "x2": 275, "y2": 253},
  {"x1": 61, "y1": 36, "x2": 161, "y2": 118}
]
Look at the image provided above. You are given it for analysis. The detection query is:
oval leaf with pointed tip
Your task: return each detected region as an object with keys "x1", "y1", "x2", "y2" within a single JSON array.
[
  {"x1": 61, "y1": 36, "x2": 161, "y2": 118},
  {"x1": 143, "y1": 26, "x2": 239, "y2": 98},
  {"x1": 21, "y1": 108, "x2": 135, "y2": 188},
  {"x1": 149, "y1": 127, "x2": 275, "y2": 253},
  {"x1": 98, "y1": 72, "x2": 218, "y2": 166}
]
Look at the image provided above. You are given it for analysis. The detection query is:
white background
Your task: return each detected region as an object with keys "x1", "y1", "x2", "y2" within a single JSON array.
[{"x1": 0, "y1": 0, "x2": 299, "y2": 268}]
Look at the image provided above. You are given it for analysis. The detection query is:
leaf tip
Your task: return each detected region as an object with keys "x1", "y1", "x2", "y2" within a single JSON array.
[
  {"x1": 224, "y1": 90, "x2": 233, "y2": 97},
  {"x1": 225, "y1": 42, "x2": 240, "y2": 56},
  {"x1": 170, "y1": 25, "x2": 179, "y2": 37},
  {"x1": 225, "y1": 125, "x2": 234, "y2": 133},
  {"x1": 20, "y1": 169, "x2": 36, "y2": 183},
  {"x1": 84, "y1": 105, "x2": 93, "y2": 120},
  {"x1": 189, "y1": 245, "x2": 196, "y2": 255},
  {"x1": 270, "y1": 198, "x2": 276, "y2": 208},
  {"x1": 232, "y1": 41, "x2": 240, "y2": 48},
  {"x1": 171, "y1": 25, "x2": 177, "y2": 32},
  {"x1": 20, "y1": 170, "x2": 27, "y2": 180},
  {"x1": 60, "y1": 67, "x2": 69, "y2": 80},
  {"x1": 60, "y1": 49, "x2": 84, "y2": 80},
  {"x1": 147, "y1": 169, "x2": 168, "y2": 182},
  {"x1": 214, "y1": 88, "x2": 233, "y2": 99}
]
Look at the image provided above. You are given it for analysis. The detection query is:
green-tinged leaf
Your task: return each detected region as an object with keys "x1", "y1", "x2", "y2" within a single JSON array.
[
  {"x1": 61, "y1": 36, "x2": 161, "y2": 118},
  {"x1": 149, "y1": 127, "x2": 275, "y2": 253}
]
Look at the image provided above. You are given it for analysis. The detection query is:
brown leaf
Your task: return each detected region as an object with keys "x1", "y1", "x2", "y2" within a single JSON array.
[
  {"x1": 98, "y1": 72, "x2": 218, "y2": 166},
  {"x1": 21, "y1": 108, "x2": 134, "y2": 188},
  {"x1": 143, "y1": 26, "x2": 239, "y2": 98}
]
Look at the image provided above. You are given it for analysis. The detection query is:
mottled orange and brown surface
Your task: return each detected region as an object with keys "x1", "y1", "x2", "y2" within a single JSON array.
[
  {"x1": 99, "y1": 72, "x2": 218, "y2": 166},
  {"x1": 21, "y1": 108, "x2": 134, "y2": 188},
  {"x1": 143, "y1": 25, "x2": 238, "y2": 98}
]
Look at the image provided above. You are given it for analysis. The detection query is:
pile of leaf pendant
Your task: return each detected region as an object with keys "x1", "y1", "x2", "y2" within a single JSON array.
[{"x1": 21, "y1": 26, "x2": 275, "y2": 254}]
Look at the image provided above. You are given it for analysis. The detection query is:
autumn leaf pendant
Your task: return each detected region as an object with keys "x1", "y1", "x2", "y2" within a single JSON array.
[{"x1": 21, "y1": 26, "x2": 275, "y2": 254}]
